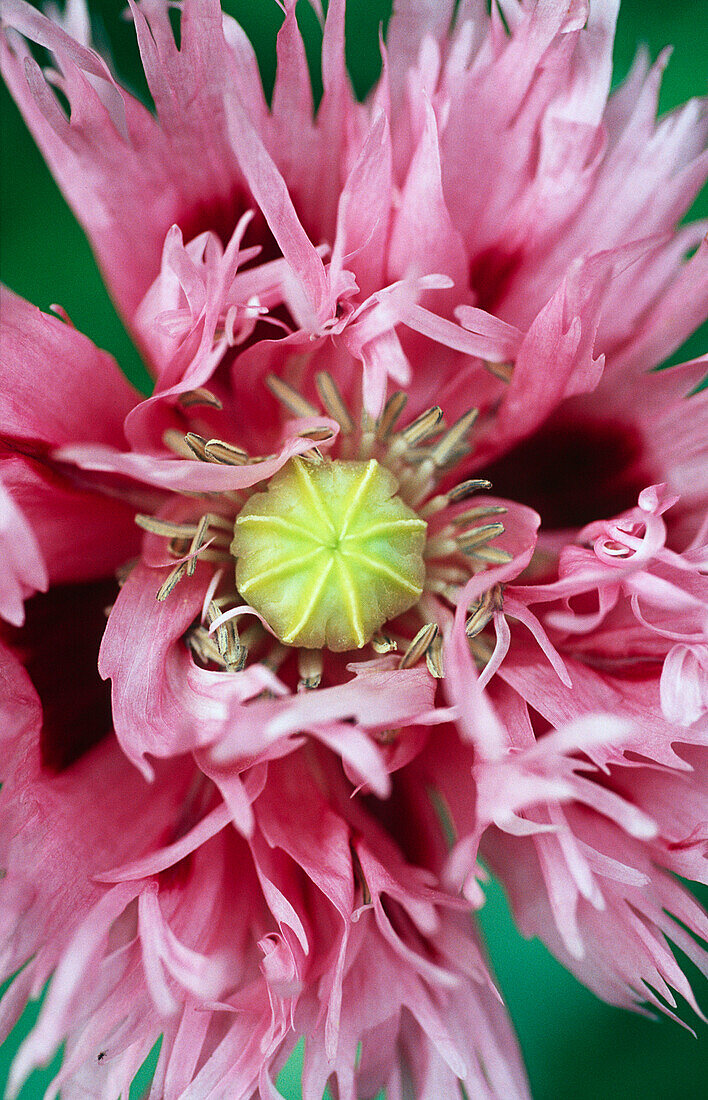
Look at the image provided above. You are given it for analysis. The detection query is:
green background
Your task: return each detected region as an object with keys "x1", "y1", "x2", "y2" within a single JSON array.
[{"x1": 1, "y1": 1, "x2": 706, "y2": 1096}]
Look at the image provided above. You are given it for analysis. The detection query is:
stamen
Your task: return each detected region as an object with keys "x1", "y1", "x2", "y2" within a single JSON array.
[
  {"x1": 186, "y1": 515, "x2": 210, "y2": 577},
  {"x1": 424, "y1": 576, "x2": 460, "y2": 600},
  {"x1": 465, "y1": 585, "x2": 502, "y2": 637},
  {"x1": 194, "y1": 550, "x2": 234, "y2": 563},
  {"x1": 298, "y1": 648, "x2": 323, "y2": 690},
  {"x1": 351, "y1": 843, "x2": 372, "y2": 905},
  {"x1": 484, "y1": 361, "x2": 514, "y2": 383},
  {"x1": 298, "y1": 426, "x2": 337, "y2": 442},
  {"x1": 169, "y1": 536, "x2": 190, "y2": 557},
  {"x1": 426, "y1": 633, "x2": 444, "y2": 678},
  {"x1": 262, "y1": 642, "x2": 289, "y2": 673},
  {"x1": 184, "y1": 433, "x2": 211, "y2": 461},
  {"x1": 163, "y1": 429, "x2": 196, "y2": 459},
  {"x1": 177, "y1": 387, "x2": 223, "y2": 410},
  {"x1": 419, "y1": 479, "x2": 492, "y2": 517},
  {"x1": 129, "y1": 370, "x2": 523, "y2": 682},
  {"x1": 115, "y1": 559, "x2": 137, "y2": 587},
  {"x1": 374, "y1": 728, "x2": 400, "y2": 745},
  {"x1": 266, "y1": 374, "x2": 319, "y2": 418},
  {"x1": 427, "y1": 564, "x2": 469, "y2": 585},
  {"x1": 451, "y1": 504, "x2": 507, "y2": 525},
  {"x1": 446, "y1": 478, "x2": 494, "y2": 503},
  {"x1": 156, "y1": 562, "x2": 188, "y2": 601},
  {"x1": 135, "y1": 512, "x2": 234, "y2": 539},
  {"x1": 206, "y1": 601, "x2": 247, "y2": 671},
  {"x1": 315, "y1": 372, "x2": 354, "y2": 434},
  {"x1": 424, "y1": 536, "x2": 459, "y2": 559},
  {"x1": 468, "y1": 634, "x2": 495, "y2": 666},
  {"x1": 375, "y1": 391, "x2": 408, "y2": 441},
  {"x1": 371, "y1": 630, "x2": 397, "y2": 654},
  {"x1": 469, "y1": 546, "x2": 513, "y2": 564},
  {"x1": 429, "y1": 408, "x2": 478, "y2": 468},
  {"x1": 399, "y1": 622, "x2": 439, "y2": 669},
  {"x1": 203, "y1": 514, "x2": 236, "y2": 533},
  {"x1": 187, "y1": 625, "x2": 224, "y2": 667},
  {"x1": 456, "y1": 522, "x2": 506, "y2": 552},
  {"x1": 203, "y1": 439, "x2": 249, "y2": 465},
  {"x1": 135, "y1": 515, "x2": 204, "y2": 539},
  {"x1": 397, "y1": 406, "x2": 443, "y2": 448}
]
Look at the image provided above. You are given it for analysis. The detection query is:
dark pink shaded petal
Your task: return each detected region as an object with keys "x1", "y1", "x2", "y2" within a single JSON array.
[
  {"x1": 0, "y1": 287, "x2": 137, "y2": 448},
  {"x1": 1, "y1": 453, "x2": 139, "y2": 585}
]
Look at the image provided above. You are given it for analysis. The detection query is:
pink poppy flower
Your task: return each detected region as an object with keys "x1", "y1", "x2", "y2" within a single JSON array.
[{"x1": 1, "y1": 1, "x2": 706, "y2": 1096}]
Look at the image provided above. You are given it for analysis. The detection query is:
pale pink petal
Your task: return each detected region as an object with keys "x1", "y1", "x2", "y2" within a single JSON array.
[
  {"x1": 660, "y1": 644, "x2": 708, "y2": 726},
  {"x1": 56, "y1": 418, "x2": 339, "y2": 494},
  {"x1": 98, "y1": 563, "x2": 278, "y2": 776},
  {"x1": 0, "y1": 476, "x2": 47, "y2": 625}
]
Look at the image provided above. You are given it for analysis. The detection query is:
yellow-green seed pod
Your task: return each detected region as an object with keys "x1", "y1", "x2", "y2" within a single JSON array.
[{"x1": 232, "y1": 458, "x2": 427, "y2": 651}]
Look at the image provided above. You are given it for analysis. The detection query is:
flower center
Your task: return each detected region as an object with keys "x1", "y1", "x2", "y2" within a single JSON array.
[
  {"x1": 135, "y1": 371, "x2": 514, "y2": 684},
  {"x1": 231, "y1": 458, "x2": 427, "y2": 651}
]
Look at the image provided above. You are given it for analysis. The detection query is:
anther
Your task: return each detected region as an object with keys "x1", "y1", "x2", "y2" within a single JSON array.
[
  {"x1": 266, "y1": 374, "x2": 319, "y2": 418},
  {"x1": 484, "y1": 361, "x2": 514, "y2": 383},
  {"x1": 162, "y1": 429, "x2": 196, "y2": 458},
  {"x1": 184, "y1": 433, "x2": 211, "y2": 461},
  {"x1": 469, "y1": 546, "x2": 513, "y2": 564},
  {"x1": 371, "y1": 630, "x2": 397, "y2": 654},
  {"x1": 298, "y1": 648, "x2": 323, "y2": 691},
  {"x1": 426, "y1": 633, "x2": 444, "y2": 678},
  {"x1": 399, "y1": 622, "x2": 439, "y2": 669},
  {"x1": 374, "y1": 728, "x2": 400, "y2": 745},
  {"x1": 136, "y1": 515, "x2": 202, "y2": 538},
  {"x1": 204, "y1": 439, "x2": 249, "y2": 465},
  {"x1": 187, "y1": 515, "x2": 211, "y2": 576},
  {"x1": 375, "y1": 391, "x2": 408, "y2": 441},
  {"x1": 206, "y1": 602, "x2": 246, "y2": 671},
  {"x1": 297, "y1": 426, "x2": 337, "y2": 442},
  {"x1": 447, "y1": 478, "x2": 493, "y2": 503},
  {"x1": 398, "y1": 406, "x2": 443, "y2": 448},
  {"x1": 419, "y1": 479, "x2": 492, "y2": 517},
  {"x1": 177, "y1": 387, "x2": 223, "y2": 410},
  {"x1": 456, "y1": 522, "x2": 506, "y2": 553},
  {"x1": 156, "y1": 562, "x2": 188, "y2": 601},
  {"x1": 465, "y1": 585, "x2": 502, "y2": 637},
  {"x1": 429, "y1": 408, "x2": 478, "y2": 468},
  {"x1": 451, "y1": 504, "x2": 508, "y2": 526},
  {"x1": 316, "y1": 372, "x2": 354, "y2": 434}
]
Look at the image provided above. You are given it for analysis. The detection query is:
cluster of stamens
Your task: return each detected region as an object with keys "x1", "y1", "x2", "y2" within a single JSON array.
[{"x1": 132, "y1": 373, "x2": 511, "y2": 688}]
